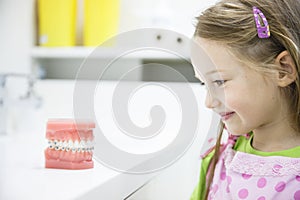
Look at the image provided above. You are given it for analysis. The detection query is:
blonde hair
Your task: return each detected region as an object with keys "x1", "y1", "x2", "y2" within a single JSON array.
[{"x1": 194, "y1": 0, "x2": 300, "y2": 199}]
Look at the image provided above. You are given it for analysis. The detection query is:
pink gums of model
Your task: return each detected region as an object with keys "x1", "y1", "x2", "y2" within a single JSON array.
[{"x1": 45, "y1": 119, "x2": 95, "y2": 170}]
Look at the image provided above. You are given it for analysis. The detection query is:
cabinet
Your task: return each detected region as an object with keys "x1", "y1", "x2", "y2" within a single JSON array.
[{"x1": 31, "y1": 31, "x2": 198, "y2": 82}]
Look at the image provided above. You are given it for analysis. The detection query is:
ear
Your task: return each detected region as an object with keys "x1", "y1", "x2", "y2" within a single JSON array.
[{"x1": 275, "y1": 51, "x2": 297, "y2": 87}]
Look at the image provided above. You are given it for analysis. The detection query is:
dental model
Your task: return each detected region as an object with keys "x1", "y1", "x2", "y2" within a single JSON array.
[{"x1": 45, "y1": 119, "x2": 95, "y2": 169}]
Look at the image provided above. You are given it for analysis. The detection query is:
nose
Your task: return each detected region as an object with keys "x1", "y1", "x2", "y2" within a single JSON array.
[{"x1": 205, "y1": 91, "x2": 220, "y2": 109}]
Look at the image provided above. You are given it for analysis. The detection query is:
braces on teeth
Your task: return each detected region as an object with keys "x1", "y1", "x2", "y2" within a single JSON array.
[{"x1": 48, "y1": 140, "x2": 94, "y2": 152}]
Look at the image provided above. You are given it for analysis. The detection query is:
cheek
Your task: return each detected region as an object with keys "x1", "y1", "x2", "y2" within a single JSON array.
[{"x1": 223, "y1": 89, "x2": 247, "y2": 109}]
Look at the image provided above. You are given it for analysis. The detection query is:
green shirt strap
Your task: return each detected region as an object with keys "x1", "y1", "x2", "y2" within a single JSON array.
[{"x1": 190, "y1": 149, "x2": 215, "y2": 200}]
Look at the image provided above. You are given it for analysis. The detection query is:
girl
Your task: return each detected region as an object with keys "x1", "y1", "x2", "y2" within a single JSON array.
[{"x1": 190, "y1": 0, "x2": 300, "y2": 199}]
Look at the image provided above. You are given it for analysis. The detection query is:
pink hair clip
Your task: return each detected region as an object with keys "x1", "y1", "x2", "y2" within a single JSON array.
[{"x1": 252, "y1": 6, "x2": 270, "y2": 38}]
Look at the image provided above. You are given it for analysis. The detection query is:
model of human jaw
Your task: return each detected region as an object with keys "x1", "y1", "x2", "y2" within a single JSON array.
[{"x1": 45, "y1": 119, "x2": 95, "y2": 170}]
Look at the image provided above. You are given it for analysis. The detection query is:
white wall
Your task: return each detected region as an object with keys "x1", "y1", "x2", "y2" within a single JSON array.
[
  {"x1": 0, "y1": 0, "x2": 35, "y2": 74},
  {"x1": 119, "y1": 0, "x2": 218, "y2": 37}
]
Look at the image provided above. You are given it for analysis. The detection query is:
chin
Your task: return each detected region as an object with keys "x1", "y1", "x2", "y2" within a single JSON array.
[{"x1": 224, "y1": 124, "x2": 250, "y2": 136}]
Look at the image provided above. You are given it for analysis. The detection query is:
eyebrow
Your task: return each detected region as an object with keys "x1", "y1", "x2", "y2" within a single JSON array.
[
  {"x1": 194, "y1": 69, "x2": 225, "y2": 79},
  {"x1": 206, "y1": 69, "x2": 226, "y2": 75}
]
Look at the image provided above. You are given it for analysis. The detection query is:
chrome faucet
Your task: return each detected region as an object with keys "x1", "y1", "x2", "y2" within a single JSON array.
[{"x1": 0, "y1": 73, "x2": 42, "y2": 135}]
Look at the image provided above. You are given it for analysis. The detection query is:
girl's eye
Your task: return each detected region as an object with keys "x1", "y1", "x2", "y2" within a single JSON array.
[{"x1": 213, "y1": 80, "x2": 227, "y2": 86}]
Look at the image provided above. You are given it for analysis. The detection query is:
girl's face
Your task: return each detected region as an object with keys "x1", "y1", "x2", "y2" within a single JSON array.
[{"x1": 191, "y1": 38, "x2": 283, "y2": 135}]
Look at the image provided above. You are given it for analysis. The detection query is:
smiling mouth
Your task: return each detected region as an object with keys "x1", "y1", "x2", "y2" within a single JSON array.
[{"x1": 220, "y1": 112, "x2": 235, "y2": 121}]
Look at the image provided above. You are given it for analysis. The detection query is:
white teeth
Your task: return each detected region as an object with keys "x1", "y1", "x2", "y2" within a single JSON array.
[
  {"x1": 61, "y1": 141, "x2": 68, "y2": 151},
  {"x1": 48, "y1": 140, "x2": 54, "y2": 149},
  {"x1": 71, "y1": 147, "x2": 76, "y2": 153},
  {"x1": 58, "y1": 141, "x2": 63, "y2": 150},
  {"x1": 72, "y1": 140, "x2": 79, "y2": 152},
  {"x1": 54, "y1": 140, "x2": 61, "y2": 150},
  {"x1": 86, "y1": 140, "x2": 94, "y2": 152},
  {"x1": 66, "y1": 147, "x2": 70, "y2": 152},
  {"x1": 74, "y1": 140, "x2": 79, "y2": 147},
  {"x1": 68, "y1": 140, "x2": 73, "y2": 147},
  {"x1": 47, "y1": 139, "x2": 94, "y2": 152},
  {"x1": 80, "y1": 141, "x2": 86, "y2": 152}
]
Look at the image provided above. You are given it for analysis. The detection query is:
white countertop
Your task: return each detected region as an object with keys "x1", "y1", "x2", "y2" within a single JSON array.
[
  {"x1": 0, "y1": 80, "x2": 212, "y2": 200},
  {"x1": 0, "y1": 132, "x2": 119, "y2": 200}
]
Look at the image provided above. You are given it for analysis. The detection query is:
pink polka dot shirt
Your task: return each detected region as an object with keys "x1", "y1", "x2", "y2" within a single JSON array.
[{"x1": 207, "y1": 138, "x2": 300, "y2": 200}]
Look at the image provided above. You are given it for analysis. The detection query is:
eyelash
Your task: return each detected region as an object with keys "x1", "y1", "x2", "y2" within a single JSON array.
[{"x1": 213, "y1": 80, "x2": 227, "y2": 86}]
